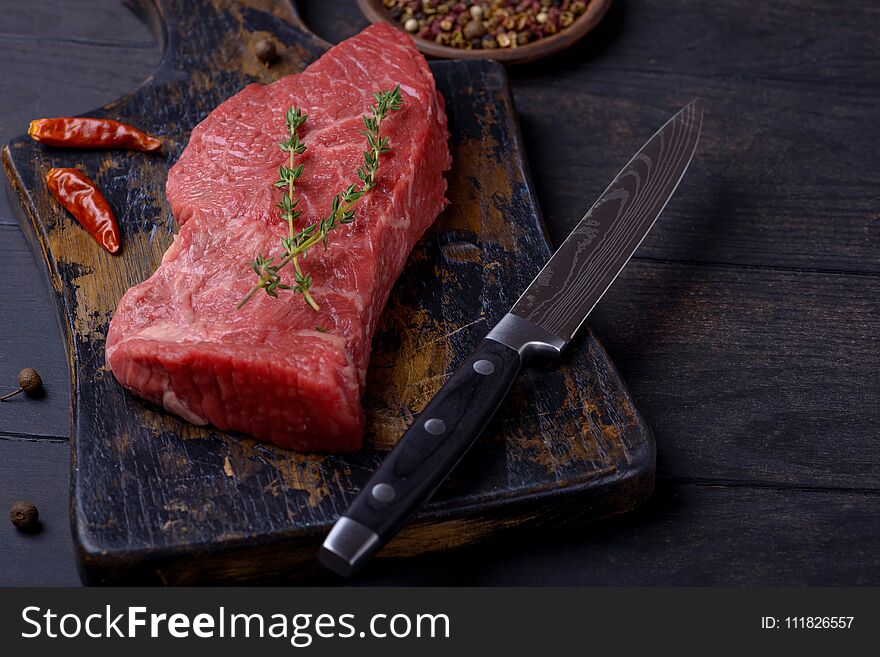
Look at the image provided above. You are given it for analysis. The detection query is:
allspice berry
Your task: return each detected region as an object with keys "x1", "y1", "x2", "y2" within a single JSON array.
[
  {"x1": 0, "y1": 367, "x2": 44, "y2": 401},
  {"x1": 18, "y1": 368, "x2": 42, "y2": 395},
  {"x1": 255, "y1": 38, "x2": 279, "y2": 66},
  {"x1": 10, "y1": 500, "x2": 39, "y2": 533},
  {"x1": 463, "y1": 19, "x2": 486, "y2": 40}
]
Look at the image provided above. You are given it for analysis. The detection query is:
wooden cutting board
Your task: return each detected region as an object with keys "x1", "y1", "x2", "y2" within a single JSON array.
[{"x1": 1, "y1": 0, "x2": 654, "y2": 584}]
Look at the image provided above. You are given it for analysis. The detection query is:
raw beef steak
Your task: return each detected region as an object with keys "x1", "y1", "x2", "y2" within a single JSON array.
[{"x1": 106, "y1": 24, "x2": 450, "y2": 451}]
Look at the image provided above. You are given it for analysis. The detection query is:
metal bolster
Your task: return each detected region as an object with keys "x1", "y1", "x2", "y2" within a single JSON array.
[{"x1": 485, "y1": 313, "x2": 567, "y2": 364}]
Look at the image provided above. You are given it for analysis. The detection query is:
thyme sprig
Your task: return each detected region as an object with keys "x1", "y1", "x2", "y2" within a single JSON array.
[
  {"x1": 237, "y1": 106, "x2": 311, "y2": 310},
  {"x1": 359, "y1": 85, "x2": 403, "y2": 191},
  {"x1": 237, "y1": 84, "x2": 403, "y2": 311}
]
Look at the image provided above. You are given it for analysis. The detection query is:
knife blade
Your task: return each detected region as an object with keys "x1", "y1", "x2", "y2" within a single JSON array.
[{"x1": 320, "y1": 100, "x2": 703, "y2": 576}]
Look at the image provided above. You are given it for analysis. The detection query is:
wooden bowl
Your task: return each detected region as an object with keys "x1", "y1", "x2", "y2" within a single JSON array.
[{"x1": 356, "y1": 0, "x2": 613, "y2": 65}]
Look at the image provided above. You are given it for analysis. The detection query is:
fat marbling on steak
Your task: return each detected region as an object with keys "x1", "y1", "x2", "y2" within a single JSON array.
[{"x1": 106, "y1": 24, "x2": 450, "y2": 451}]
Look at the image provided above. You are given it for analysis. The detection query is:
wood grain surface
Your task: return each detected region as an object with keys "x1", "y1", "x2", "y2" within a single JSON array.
[
  {"x1": 2, "y1": 0, "x2": 654, "y2": 584},
  {"x1": 1, "y1": 0, "x2": 878, "y2": 586}
]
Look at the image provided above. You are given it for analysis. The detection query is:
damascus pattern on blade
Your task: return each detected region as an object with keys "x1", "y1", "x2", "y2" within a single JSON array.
[{"x1": 511, "y1": 101, "x2": 703, "y2": 342}]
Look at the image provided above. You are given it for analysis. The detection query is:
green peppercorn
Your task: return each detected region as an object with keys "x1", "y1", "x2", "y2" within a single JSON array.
[{"x1": 10, "y1": 500, "x2": 39, "y2": 533}]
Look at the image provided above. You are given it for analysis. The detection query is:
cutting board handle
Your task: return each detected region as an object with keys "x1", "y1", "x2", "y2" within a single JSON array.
[{"x1": 120, "y1": 0, "x2": 330, "y2": 87}]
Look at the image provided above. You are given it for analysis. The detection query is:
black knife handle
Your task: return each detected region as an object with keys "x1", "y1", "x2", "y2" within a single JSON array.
[{"x1": 321, "y1": 338, "x2": 521, "y2": 575}]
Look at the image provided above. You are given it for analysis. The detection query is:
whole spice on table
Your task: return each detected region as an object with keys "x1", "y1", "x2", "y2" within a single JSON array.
[
  {"x1": 0, "y1": 368, "x2": 44, "y2": 401},
  {"x1": 28, "y1": 117, "x2": 162, "y2": 153},
  {"x1": 381, "y1": 0, "x2": 590, "y2": 50},
  {"x1": 10, "y1": 501, "x2": 39, "y2": 532},
  {"x1": 46, "y1": 168, "x2": 121, "y2": 254}
]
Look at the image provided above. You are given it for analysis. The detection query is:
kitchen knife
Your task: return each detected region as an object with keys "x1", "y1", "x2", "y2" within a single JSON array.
[{"x1": 320, "y1": 100, "x2": 703, "y2": 576}]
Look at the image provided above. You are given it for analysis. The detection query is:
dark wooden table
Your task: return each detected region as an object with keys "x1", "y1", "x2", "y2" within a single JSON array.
[{"x1": 1, "y1": 0, "x2": 877, "y2": 586}]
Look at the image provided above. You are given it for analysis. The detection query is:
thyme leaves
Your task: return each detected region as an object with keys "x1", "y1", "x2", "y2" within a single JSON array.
[{"x1": 237, "y1": 85, "x2": 403, "y2": 311}]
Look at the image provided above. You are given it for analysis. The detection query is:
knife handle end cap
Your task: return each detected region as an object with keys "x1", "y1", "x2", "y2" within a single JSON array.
[{"x1": 320, "y1": 516, "x2": 380, "y2": 577}]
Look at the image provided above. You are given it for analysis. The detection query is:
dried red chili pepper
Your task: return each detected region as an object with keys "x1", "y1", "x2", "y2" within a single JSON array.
[
  {"x1": 46, "y1": 168, "x2": 120, "y2": 254},
  {"x1": 29, "y1": 117, "x2": 162, "y2": 153}
]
